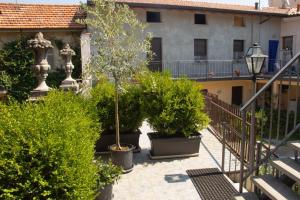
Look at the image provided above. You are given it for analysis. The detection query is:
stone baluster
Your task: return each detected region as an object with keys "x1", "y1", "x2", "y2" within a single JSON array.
[
  {"x1": 59, "y1": 44, "x2": 79, "y2": 92},
  {"x1": 27, "y1": 32, "x2": 53, "y2": 99}
]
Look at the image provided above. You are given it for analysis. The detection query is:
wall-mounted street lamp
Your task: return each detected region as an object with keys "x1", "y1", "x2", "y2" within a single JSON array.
[{"x1": 245, "y1": 42, "x2": 268, "y2": 171}]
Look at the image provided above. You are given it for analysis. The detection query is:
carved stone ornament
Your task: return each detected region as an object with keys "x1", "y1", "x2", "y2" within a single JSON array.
[
  {"x1": 59, "y1": 43, "x2": 79, "y2": 92},
  {"x1": 27, "y1": 32, "x2": 53, "y2": 99}
]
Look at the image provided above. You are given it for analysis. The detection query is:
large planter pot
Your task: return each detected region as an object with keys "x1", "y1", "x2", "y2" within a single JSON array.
[
  {"x1": 147, "y1": 132, "x2": 202, "y2": 159},
  {"x1": 96, "y1": 130, "x2": 141, "y2": 153},
  {"x1": 110, "y1": 144, "x2": 134, "y2": 173},
  {"x1": 95, "y1": 184, "x2": 113, "y2": 200}
]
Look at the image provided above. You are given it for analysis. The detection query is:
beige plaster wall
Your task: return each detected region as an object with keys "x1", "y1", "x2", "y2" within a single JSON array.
[
  {"x1": 0, "y1": 31, "x2": 81, "y2": 72},
  {"x1": 199, "y1": 80, "x2": 253, "y2": 105}
]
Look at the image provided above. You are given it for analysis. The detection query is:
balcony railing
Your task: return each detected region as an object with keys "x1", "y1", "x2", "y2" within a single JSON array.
[{"x1": 148, "y1": 60, "x2": 251, "y2": 80}]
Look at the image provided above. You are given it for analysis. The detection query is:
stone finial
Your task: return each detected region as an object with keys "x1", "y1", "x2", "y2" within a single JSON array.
[
  {"x1": 27, "y1": 32, "x2": 53, "y2": 49},
  {"x1": 59, "y1": 43, "x2": 79, "y2": 92},
  {"x1": 27, "y1": 32, "x2": 53, "y2": 101},
  {"x1": 60, "y1": 43, "x2": 76, "y2": 56}
]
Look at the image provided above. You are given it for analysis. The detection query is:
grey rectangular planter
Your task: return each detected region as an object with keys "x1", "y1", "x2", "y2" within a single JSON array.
[
  {"x1": 96, "y1": 130, "x2": 141, "y2": 153},
  {"x1": 147, "y1": 132, "x2": 202, "y2": 159}
]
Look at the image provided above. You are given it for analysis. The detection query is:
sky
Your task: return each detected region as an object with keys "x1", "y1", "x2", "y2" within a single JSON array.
[{"x1": 0, "y1": 0, "x2": 269, "y2": 7}]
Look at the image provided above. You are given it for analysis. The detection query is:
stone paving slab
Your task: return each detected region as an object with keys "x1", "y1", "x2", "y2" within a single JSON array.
[{"x1": 112, "y1": 122, "x2": 239, "y2": 200}]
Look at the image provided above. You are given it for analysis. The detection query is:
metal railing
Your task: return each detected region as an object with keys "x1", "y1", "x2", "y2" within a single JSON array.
[
  {"x1": 205, "y1": 94, "x2": 252, "y2": 170},
  {"x1": 148, "y1": 60, "x2": 251, "y2": 80},
  {"x1": 239, "y1": 51, "x2": 300, "y2": 193}
]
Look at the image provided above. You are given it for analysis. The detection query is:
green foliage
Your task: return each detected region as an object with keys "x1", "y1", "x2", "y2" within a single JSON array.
[
  {"x1": 0, "y1": 91, "x2": 100, "y2": 199},
  {"x1": 91, "y1": 80, "x2": 145, "y2": 133},
  {"x1": 139, "y1": 72, "x2": 210, "y2": 137},
  {"x1": 81, "y1": 0, "x2": 152, "y2": 82},
  {"x1": 0, "y1": 37, "x2": 36, "y2": 101},
  {"x1": 95, "y1": 159, "x2": 121, "y2": 190},
  {"x1": 82, "y1": 0, "x2": 152, "y2": 148}
]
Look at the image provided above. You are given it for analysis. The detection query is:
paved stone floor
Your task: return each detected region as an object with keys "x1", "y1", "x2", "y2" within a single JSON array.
[{"x1": 112, "y1": 122, "x2": 239, "y2": 200}]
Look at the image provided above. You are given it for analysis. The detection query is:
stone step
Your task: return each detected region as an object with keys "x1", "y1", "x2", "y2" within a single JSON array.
[
  {"x1": 252, "y1": 175, "x2": 299, "y2": 200},
  {"x1": 232, "y1": 192, "x2": 258, "y2": 200},
  {"x1": 289, "y1": 141, "x2": 300, "y2": 152},
  {"x1": 270, "y1": 158, "x2": 300, "y2": 183}
]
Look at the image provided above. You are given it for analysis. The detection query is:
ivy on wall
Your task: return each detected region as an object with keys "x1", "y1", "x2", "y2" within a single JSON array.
[{"x1": 0, "y1": 37, "x2": 36, "y2": 101}]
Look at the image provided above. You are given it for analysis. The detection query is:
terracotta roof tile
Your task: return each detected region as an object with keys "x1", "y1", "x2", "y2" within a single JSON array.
[
  {"x1": 117, "y1": 0, "x2": 292, "y2": 16},
  {"x1": 0, "y1": 3, "x2": 86, "y2": 30}
]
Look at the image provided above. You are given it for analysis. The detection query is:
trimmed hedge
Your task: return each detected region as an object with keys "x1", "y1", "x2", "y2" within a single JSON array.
[
  {"x1": 91, "y1": 80, "x2": 145, "y2": 133},
  {"x1": 139, "y1": 72, "x2": 210, "y2": 137},
  {"x1": 0, "y1": 91, "x2": 99, "y2": 199}
]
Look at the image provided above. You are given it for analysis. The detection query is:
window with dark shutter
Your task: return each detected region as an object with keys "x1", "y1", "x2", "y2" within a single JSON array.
[
  {"x1": 233, "y1": 40, "x2": 244, "y2": 60},
  {"x1": 282, "y1": 36, "x2": 293, "y2": 50},
  {"x1": 195, "y1": 14, "x2": 206, "y2": 24},
  {"x1": 194, "y1": 39, "x2": 207, "y2": 60},
  {"x1": 146, "y1": 11, "x2": 161, "y2": 23}
]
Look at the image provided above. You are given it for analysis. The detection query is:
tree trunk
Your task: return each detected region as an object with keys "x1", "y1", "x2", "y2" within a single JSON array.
[{"x1": 114, "y1": 80, "x2": 121, "y2": 150}]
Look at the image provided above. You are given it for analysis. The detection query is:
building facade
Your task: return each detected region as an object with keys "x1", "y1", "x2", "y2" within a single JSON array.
[{"x1": 116, "y1": 0, "x2": 293, "y2": 106}]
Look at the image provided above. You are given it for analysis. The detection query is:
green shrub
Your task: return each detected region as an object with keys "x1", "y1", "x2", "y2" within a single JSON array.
[
  {"x1": 91, "y1": 80, "x2": 145, "y2": 133},
  {"x1": 0, "y1": 91, "x2": 100, "y2": 199},
  {"x1": 139, "y1": 72, "x2": 210, "y2": 137},
  {"x1": 0, "y1": 37, "x2": 36, "y2": 101},
  {"x1": 95, "y1": 159, "x2": 122, "y2": 190}
]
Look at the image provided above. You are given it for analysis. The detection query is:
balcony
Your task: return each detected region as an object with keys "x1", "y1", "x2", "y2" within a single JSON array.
[{"x1": 148, "y1": 60, "x2": 251, "y2": 80}]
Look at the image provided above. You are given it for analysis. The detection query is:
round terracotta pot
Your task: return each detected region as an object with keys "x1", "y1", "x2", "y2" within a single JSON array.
[{"x1": 109, "y1": 144, "x2": 134, "y2": 173}]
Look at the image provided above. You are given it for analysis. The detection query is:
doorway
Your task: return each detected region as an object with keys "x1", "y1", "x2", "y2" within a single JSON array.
[
  {"x1": 232, "y1": 86, "x2": 243, "y2": 106},
  {"x1": 149, "y1": 37, "x2": 162, "y2": 72}
]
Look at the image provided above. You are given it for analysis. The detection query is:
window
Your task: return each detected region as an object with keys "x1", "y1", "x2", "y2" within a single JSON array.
[
  {"x1": 282, "y1": 36, "x2": 293, "y2": 50},
  {"x1": 146, "y1": 11, "x2": 161, "y2": 23},
  {"x1": 234, "y1": 16, "x2": 245, "y2": 27},
  {"x1": 195, "y1": 14, "x2": 206, "y2": 24},
  {"x1": 194, "y1": 39, "x2": 207, "y2": 60},
  {"x1": 233, "y1": 40, "x2": 244, "y2": 60}
]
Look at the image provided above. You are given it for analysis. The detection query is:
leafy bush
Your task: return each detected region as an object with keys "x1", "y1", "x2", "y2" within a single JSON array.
[
  {"x1": 0, "y1": 91, "x2": 100, "y2": 199},
  {"x1": 95, "y1": 159, "x2": 122, "y2": 190},
  {"x1": 91, "y1": 80, "x2": 145, "y2": 133},
  {"x1": 139, "y1": 72, "x2": 210, "y2": 137},
  {"x1": 0, "y1": 37, "x2": 36, "y2": 101}
]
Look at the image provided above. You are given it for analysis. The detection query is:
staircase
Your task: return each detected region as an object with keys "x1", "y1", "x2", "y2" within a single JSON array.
[
  {"x1": 234, "y1": 141, "x2": 300, "y2": 199},
  {"x1": 233, "y1": 52, "x2": 300, "y2": 199}
]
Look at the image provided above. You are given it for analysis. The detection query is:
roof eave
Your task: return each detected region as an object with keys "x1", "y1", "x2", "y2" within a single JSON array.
[
  {"x1": 0, "y1": 27, "x2": 86, "y2": 32},
  {"x1": 122, "y1": 2, "x2": 290, "y2": 17}
]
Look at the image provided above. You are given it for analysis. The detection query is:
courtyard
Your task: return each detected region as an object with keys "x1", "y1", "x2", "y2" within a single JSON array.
[{"x1": 112, "y1": 122, "x2": 240, "y2": 200}]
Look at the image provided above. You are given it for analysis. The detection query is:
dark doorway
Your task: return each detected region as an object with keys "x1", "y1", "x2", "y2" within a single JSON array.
[
  {"x1": 149, "y1": 37, "x2": 162, "y2": 72},
  {"x1": 232, "y1": 86, "x2": 243, "y2": 106}
]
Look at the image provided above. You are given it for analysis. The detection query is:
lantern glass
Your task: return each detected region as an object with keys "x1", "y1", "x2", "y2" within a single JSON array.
[{"x1": 245, "y1": 43, "x2": 268, "y2": 76}]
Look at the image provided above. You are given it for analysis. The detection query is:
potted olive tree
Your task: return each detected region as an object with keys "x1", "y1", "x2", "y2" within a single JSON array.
[
  {"x1": 82, "y1": 0, "x2": 151, "y2": 172},
  {"x1": 140, "y1": 72, "x2": 210, "y2": 159},
  {"x1": 91, "y1": 81, "x2": 145, "y2": 153}
]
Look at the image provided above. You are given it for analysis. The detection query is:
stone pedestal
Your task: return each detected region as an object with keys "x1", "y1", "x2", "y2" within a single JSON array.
[
  {"x1": 27, "y1": 32, "x2": 53, "y2": 100},
  {"x1": 59, "y1": 44, "x2": 79, "y2": 92}
]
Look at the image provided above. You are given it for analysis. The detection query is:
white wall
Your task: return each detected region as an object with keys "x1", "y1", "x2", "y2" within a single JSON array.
[
  {"x1": 133, "y1": 8, "x2": 281, "y2": 61},
  {"x1": 281, "y1": 16, "x2": 300, "y2": 54}
]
